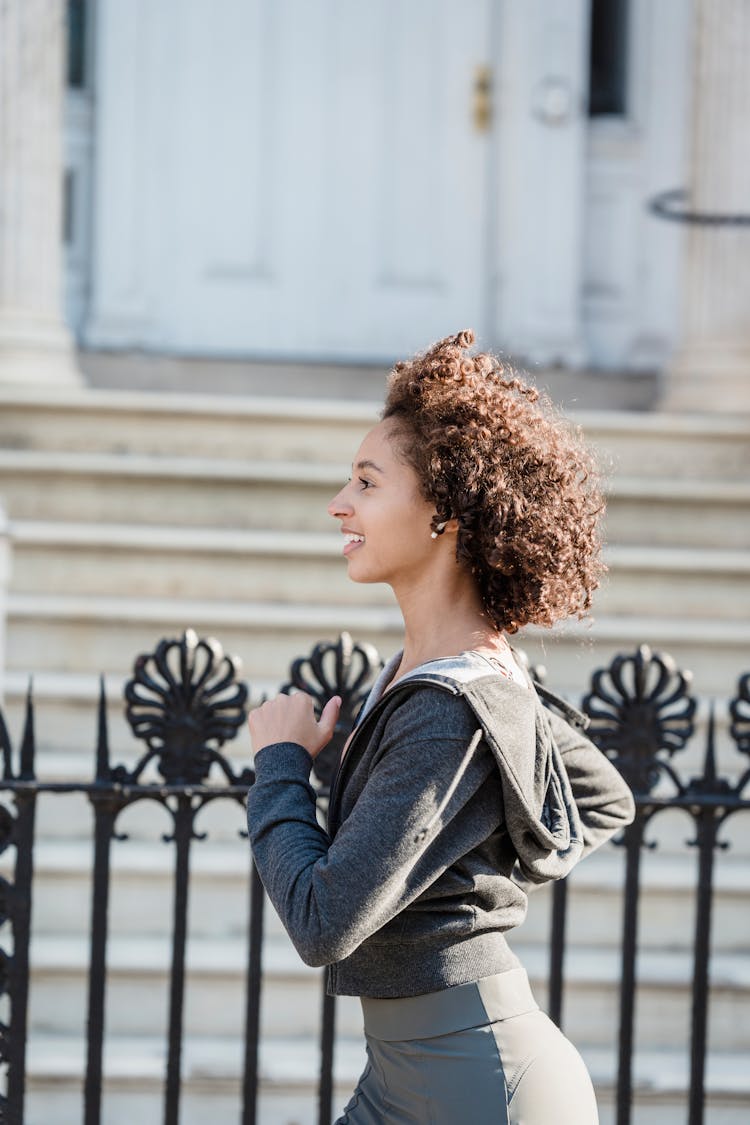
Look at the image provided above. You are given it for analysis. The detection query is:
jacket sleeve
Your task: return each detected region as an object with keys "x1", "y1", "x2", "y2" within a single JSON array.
[{"x1": 246, "y1": 695, "x2": 495, "y2": 968}]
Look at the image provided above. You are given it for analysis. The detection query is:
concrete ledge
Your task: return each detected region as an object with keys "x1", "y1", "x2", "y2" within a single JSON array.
[
  {"x1": 9, "y1": 521, "x2": 343, "y2": 555},
  {"x1": 0, "y1": 383, "x2": 382, "y2": 422},
  {"x1": 0, "y1": 449, "x2": 349, "y2": 483},
  {"x1": 1, "y1": 380, "x2": 747, "y2": 430},
  {"x1": 9, "y1": 592, "x2": 749, "y2": 647}
]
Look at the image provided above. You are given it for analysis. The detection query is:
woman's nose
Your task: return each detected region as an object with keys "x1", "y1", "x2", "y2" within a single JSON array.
[{"x1": 328, "y1": 485, "x2": 353, "y2": 520}]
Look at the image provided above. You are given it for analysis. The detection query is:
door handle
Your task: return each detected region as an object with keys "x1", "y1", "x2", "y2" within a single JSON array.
[{"x1": 473, "y1": 65, "x2": 492, "y2": 132}]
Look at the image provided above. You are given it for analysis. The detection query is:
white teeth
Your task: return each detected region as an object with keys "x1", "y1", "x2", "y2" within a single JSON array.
[{"x1": 344, "y1": 533, "x2": 365, "y2": 544}]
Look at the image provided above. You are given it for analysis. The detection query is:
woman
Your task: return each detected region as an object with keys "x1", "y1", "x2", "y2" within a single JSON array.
[{"x1": 247, "y1": 330, "x2": 635, "y2": 1123}]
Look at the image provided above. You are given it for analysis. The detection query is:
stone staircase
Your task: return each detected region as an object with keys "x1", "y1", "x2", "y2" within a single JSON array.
[{"x1": 0, "y1": 384, "x2": 749, "y2": 1123}]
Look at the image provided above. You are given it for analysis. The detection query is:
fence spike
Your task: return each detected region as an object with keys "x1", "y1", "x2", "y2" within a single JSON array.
[
  {"x1": 95, "y1": 676, "x2": 111, "y2": 782},
  {"x1": 703, "y1": 702, "x2": 718, "y2": 785},
  {"x1": 18, "y1": 681, "x2": 35, "y2": 781}
]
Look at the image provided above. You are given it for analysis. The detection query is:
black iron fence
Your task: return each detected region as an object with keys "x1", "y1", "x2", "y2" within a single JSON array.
[{"x1": 0, "y1": 630, "x2": 748, "y2": 1125}]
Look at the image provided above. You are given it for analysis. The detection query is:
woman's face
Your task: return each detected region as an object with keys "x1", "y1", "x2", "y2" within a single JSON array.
[{"x1": 327, "y1": 418, "x2": 437, "y2": 588}]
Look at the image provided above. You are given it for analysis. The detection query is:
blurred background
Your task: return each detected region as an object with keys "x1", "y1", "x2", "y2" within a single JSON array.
[{"x1": 0, "y1": 1, "x2": 748, "y2": 1123}]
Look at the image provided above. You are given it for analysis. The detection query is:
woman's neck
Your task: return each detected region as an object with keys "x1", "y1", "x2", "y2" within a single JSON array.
[{"x1": 391, "y1": 574, "x2": 506, "y2": 681}]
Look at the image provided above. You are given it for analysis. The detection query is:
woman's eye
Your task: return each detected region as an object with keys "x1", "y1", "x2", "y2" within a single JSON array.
[{"x1": 359, "y1": 477, "x2": 373, "y2": 490}]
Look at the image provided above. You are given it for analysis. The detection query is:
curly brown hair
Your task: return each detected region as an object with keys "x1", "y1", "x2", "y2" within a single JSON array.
[{"x1": 382, "y1": 329, "x2": 606, "y2": 633}]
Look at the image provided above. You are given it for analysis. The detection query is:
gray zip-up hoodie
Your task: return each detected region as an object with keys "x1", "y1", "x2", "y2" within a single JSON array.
[{"x1": 247, "y1": 651, "x2": 635, "y2": 998}]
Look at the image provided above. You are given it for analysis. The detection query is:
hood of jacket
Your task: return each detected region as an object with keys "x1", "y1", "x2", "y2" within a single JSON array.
[{"x1": 355, "y1": 650, "x2": 587, "y2": 883}]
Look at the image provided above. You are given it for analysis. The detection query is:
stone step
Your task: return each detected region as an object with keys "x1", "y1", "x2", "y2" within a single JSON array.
[
  {"x1": 5, "y1": 840, "x2": 748, "y2": 952},
  {"x1": 0, "y1": 449, "x2": 349, "y2": 532},
  {"x1": 1, "y1": 450, "x2": 749, "y2": 547},
  {"x1": 0, "y1": 387, "x2": 380, "y2": 464},
  {"x1": 16, "y1": 931, "x2": 750, "y2": 1051},
  {"x1": 600, "y1": 545, "x2": 750, "y2": 619},
  {"x1": 608, "y1": 476, "x2": 750, "y2": 550},
  {"x1": 582, "y1": 410, "x2": 750, "y2": 482},
  {"x1": 8, "y1": 521, "x2": 384, "y2": 609},
  {"x1": 19, "y1": 1033, "x2": 750, "y2": 1125},
  {"x1": 1, "y1": 388, "x2": 748, "y2": 480},
  {"x1": 6, "y1": 593, "x2": 749, "y2": 696},
  {"x1": 9, "y1": 520, "x2": 750, "y2": 620}
]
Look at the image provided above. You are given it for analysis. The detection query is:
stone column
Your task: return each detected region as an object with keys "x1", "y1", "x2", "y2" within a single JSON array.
[
  {"x1": 664, "y1": 0, "x2": 750, "y2": 412},
  {"x1": 0, "y1": 502, "x2": 10, "y2": 705},
  {"x1": 0, "y1": 0, "x2": 83, "y2": 386}
]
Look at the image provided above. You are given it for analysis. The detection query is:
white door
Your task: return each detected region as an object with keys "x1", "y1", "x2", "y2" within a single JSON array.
[
  {"x1": 83, "y1": 0, "x2": 693, "y2": 372},
  {"x1": 160, "y1": 0, "x2": 492, "y2": 361}
]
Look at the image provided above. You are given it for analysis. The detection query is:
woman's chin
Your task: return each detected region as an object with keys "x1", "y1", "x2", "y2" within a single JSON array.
[{"x1": 345, "y1": 559, "x2": 380, "y2": 585}]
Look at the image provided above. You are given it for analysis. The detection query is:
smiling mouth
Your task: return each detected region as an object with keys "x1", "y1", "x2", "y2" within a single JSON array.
[{"x1": 343, "y1": 533, "x2": 365, "y2": 555}]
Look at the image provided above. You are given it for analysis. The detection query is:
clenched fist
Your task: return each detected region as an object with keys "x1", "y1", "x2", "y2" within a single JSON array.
[{"x1": 248, "y1": 691, "x2": 342, "y2": 760}]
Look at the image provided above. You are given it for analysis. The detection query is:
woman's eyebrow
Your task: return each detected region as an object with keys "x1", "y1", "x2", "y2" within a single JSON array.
[{"x1": 354, "y1": 459, "x2": 385, "y2": 474}]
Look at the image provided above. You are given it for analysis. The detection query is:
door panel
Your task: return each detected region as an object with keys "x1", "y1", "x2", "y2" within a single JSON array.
[
  {"x1": 582, "y1": 0, "x2": 692, "y2": 370},
  {"x1": 166, "y1": 0, "x2": 491, "y2": 360}
]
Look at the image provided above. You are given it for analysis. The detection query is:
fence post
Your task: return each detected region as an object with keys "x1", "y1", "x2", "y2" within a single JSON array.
[{"x1": 5, "y1": 688, "x2": 37, "y2": 1123}]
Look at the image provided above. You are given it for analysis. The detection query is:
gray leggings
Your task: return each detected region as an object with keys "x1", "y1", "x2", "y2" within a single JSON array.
[{"x1": 335, "y1": 968, "x2": 599, "y2": 1124}]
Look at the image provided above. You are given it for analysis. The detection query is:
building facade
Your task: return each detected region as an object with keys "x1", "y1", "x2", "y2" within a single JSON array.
[{"x1": 2, "y1": 0, "x2": 749, "y2": 407}]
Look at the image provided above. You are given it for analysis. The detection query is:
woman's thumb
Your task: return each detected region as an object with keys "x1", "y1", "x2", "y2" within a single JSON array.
[{"x1": 319, "y1": 695, "x2": 342, "y2": 738}]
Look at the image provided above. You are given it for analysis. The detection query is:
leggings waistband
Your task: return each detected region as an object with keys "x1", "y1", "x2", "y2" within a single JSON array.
[{"x1": 360, "y1": 967, "x2": 538, "y2": 1041}]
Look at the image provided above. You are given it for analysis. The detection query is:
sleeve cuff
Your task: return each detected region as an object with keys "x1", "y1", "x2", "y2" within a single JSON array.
[{"x1": 253, "y1": 741, "x2": 314, "y2": 778}]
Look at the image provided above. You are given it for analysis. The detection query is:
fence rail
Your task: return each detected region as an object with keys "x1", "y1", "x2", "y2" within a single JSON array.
[{"x1": 0, "y1": 631, "x2": 748, "y2": 1125}]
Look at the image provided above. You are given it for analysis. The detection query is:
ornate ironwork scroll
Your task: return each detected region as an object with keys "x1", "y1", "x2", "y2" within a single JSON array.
[
  {"x1": 583, "y1": 643, "x2": 697, "y2": 795},
  {"x1": 729, "y1": 671, "x2": 750, "y2": 766},
  {"x1": 123, "y1": 628, "x2": 249, "y2": 786}
]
